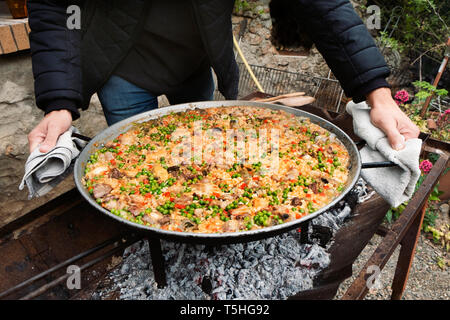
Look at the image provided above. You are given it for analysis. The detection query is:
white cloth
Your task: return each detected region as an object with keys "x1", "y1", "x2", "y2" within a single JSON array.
[
  {"x1": 346, "y1": 101, "x2": 422, "y2": 208},
  {"x1": 19, "y1": 126, "x2": 87, "y2": 199}
]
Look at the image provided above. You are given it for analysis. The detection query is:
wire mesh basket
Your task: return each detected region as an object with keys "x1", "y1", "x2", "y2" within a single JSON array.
[{"x1": 214, "y1": 62, "x2": 347, "y2": 113}]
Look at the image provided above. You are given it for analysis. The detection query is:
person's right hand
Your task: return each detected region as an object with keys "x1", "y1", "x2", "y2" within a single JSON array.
[{"x1": 28, "y1": 109, "x2": 73, "y2": 153}]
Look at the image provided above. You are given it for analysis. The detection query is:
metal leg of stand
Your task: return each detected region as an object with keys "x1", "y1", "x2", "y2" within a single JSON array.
[{"x1": 146, "y1": 237, "x2": 167, "y2": 289}]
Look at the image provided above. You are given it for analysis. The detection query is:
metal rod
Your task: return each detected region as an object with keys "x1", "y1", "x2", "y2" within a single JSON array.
[
  {"x1": 147, "y1": 237, "x2": 167, "y2": 289},
  {"x1": 20, "y1": 236, "x2": 141, "y2": 300},
  {"x1": 361, "y1": 161, "x2": 397, "y2": 169},
  {"x1": 0, "y1": 232, "x2": 136, "y2": 299}
]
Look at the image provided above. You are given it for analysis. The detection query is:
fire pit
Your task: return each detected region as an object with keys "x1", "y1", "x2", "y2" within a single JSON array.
[{"x1": 0, "y1": 102, "x2": 447, "y2": 301}]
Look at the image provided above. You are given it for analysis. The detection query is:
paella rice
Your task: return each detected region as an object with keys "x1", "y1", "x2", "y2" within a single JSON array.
[{"x1": 82, "y1": 106, "x2": 350, "y2": 233}]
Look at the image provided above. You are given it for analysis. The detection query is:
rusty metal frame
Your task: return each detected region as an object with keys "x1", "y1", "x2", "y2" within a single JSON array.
[{"x1": 342, "y1": 150, "x2": 449, "y2": 300}]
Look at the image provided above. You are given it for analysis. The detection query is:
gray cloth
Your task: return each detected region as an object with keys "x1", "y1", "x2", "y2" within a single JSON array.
[
  {"x1": 346, "y1": 101, "x2": 422, "y2": 208},
  {"x1": 19, "y1": 126, "x2": 86, "y2": 199}
]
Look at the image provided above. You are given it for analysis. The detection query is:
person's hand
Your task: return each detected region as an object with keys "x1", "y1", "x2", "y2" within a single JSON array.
[
  {"x1": 367, "y1": 87, "x2": 420, "y2": 150},
  {"x1": 28, "y1": 109, "x2": 73, "y2": 153}
]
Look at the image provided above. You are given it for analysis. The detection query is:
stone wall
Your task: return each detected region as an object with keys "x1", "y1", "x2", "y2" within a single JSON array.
[
  {"x1": 232, "y1": 3, "x2": 329, "y2": 77},
  {"x1": 0, "y1": 53, "x2": 108, "y2": 228}
]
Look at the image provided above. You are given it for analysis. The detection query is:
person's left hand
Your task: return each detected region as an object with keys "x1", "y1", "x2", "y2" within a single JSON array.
[{"x1": 367, "y1": 87, "x2": 420, "y2": 150}]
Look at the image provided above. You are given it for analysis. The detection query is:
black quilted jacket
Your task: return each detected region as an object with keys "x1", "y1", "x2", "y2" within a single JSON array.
[{"x1": 27, "y1": 0, "x2": 390, "y2": 120}]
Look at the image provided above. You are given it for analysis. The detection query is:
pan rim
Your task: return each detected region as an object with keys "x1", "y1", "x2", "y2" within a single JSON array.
[{"x1": 74, "y1": 100, "x2": 361, "y2": 241}]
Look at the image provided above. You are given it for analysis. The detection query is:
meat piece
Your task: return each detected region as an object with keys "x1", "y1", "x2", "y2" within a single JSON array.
[
  {"x1": 167, "y1": 166, "x2": 180, "y2": 176},
  {"x1": 129, "y1": 205, "x2": 141, "y2": 217},
  {"x1": 158, "y1": 216, "x2": 170, "y2": 225},
  {"x1": 180, "y1": 168, "x2": 197, "y2": 180},
  {"x1": 104, "y1": 199, "x2": 120, "y2": 211},
  {"x1": 271, "y1": 174, "x2": 281, "y2": 182},
  {"x1": 230, "y1": 119, "x2": 238, "y2": 129},
  {"x1": 238, "y1": 169, "x2": 251, "y2": 183},
  {"x1": 195, "y1": 108, "x2": 208, "y2": 115},
  {"x1": 109, "y1": 168, "x2": 123, "y2": 179},
  {"x1": 194, "y1": 208, "x2": 204, "y2": 217},
  {"x1": 118, "y1": 132, "x2": 135, "y2": 145},
  {"x1": 280, "y1": 213, "x2": 291, "y2": 220},
  {"x1": 104, "y1": 152, "x2": 115, "y2": 161},
  {"x1": 87, "y1": 165, "x2": 109, "y2": 178},
  {"x1": 270, "y1": 206, "x2": 293, "y2": 222},
  {"x1": 201, "y1": 163, "x2": 213, "y2": 177},
  {"x1": 152, "y1": 163, "x2": 169, "y2": 181},
  {"x1": 93, "y1": 183, "x2": 112, "y2": 199},
  {"x1": 190, "y1": 180, "x2": 221, "y2": 197},
  {"x1": 230, "y1": 206, "x2": 250, "y2": 218},
  {"x1": 211, "y1": 199, "x2": 231, "y2": 210},
  {"x1": 291, "y1": 197, "x2": 303, "y2": 206},
  {"x1": 284, "y1": 168, "x2": 299, "y2": 181},
  {"x1": 180, "y1": 219, "x2": 197, "y2": 231},
  {"x1": 222, "y1": 220, "x2": 240, "y2": 232},
  {"x1": 142, "y1": 211, "x2": 170, "y2": 225},
  {"x1": 310, "y1": 182, "x2": 319, "y2": 194},
  {"x1": 174, "y1": 195, "x2": 192, "y2": 205},
  {"x1": 253, "y1": 197, "x2": 269, "y2": 210},
  {"x1": 221, "y1": 193, "x2": 238, "y2": 201}
]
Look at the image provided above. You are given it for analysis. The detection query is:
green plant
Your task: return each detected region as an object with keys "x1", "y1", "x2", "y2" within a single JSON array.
[
  {"x1": 412, "y1": 81, "x2": 448, "y2": 104},
  {"x1": 378, "y1": 31, "x2": 404, "y2": 52},
  {"x1": 422, "y1": 207, "x2": 439, "y2": 231},
  {"x1": 378, "y1": 0, "x2": 449, "y2": 57},
  {"x1": 385, "y1": 175, "x2": 443, "y2": 229},
  {"x1": 385, "y1": 203, "x2": 406, "y2": 224},
  {"x1": 234, "y1": 0, "x2": 250, "y2": 13},
  {"x1": 436, "y1": 256, "x2": 447, "y2": 270}
]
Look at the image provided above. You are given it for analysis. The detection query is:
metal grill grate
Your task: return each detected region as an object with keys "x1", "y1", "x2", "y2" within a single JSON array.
[{"x1": 214, "y1": 62, "x2": 347, "y2": 113}]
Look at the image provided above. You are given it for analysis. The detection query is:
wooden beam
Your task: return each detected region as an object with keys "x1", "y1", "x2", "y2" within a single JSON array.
[{"x1": 341, "y1": 153, "x2": 449, "y2": 299}]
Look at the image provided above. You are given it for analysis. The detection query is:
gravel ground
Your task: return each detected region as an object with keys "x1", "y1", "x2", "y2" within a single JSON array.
[{"x1": 335, "y1": 232, "x2": 449, "y2": 300}]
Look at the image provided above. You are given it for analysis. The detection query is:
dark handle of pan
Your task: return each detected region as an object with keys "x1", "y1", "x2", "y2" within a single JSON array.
[
  {"x1": 73, "y1": 133, "x2": 92, "y2": 143},
  {"x1": 356, "y1": 139, "x2": 398, "y2": 169},
  {"x1": 361, "y1": 161, "x2": 397, "y2": 169}
]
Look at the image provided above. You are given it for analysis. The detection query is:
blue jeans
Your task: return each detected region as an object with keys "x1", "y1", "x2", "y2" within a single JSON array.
[{"x1": 98, "y1": 71, "x2": 215, "y2": 125}]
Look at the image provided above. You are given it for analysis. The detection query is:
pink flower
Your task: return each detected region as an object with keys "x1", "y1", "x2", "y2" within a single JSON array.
[
  {"x1": 419, "y1": 160, "x2": 433, "y2": 174},
  {"x1": 394, "y1": 90, "x2": 409, "y2": 104}
]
